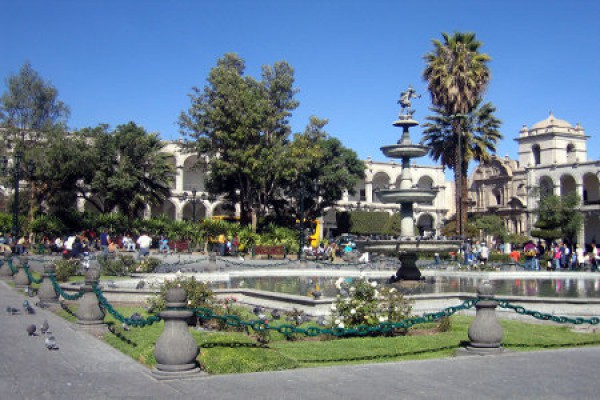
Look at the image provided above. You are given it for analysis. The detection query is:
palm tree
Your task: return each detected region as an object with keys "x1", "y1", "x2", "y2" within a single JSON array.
[
  {"x1": 422, "y1": 101, "x2": 502, "y2": 235},
  {"x1": 422, "y1": 31, "x2": 492, "y2": 237}
]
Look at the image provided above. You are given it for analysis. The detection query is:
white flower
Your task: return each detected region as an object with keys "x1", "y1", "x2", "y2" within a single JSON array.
[
  {"x1": 350, "y1": 309, "x2": 356, "y2": 315},
  {"x1": 349, "y1": 287, "x2": 356, "y2": 292},
  {"x1": 337, "y1": 322, "x2": 345, "y2": 328},
  {"x1": 335, "y1": 277, "x2": 345, "y2": 289},
  {"x1": 379, "y1": 316, "x2": 388, "y2": 322},
  {"x1": 335, "y1": 319, "x2": 341, "y2": 325},
  {"x1": 374, "y1": 290, "x2": 379, "y2": 297},
  {"x1": 389, "y1": 288, "x2": 397, "y2": 293},
  {"x1": 370, "y1": 281, "x2": 377, "y2": 288}
]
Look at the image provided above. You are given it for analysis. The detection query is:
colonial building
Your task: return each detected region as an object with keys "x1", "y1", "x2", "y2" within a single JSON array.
[{"x1": 468, "y1": 113, "x2": 600, "y2": 244}]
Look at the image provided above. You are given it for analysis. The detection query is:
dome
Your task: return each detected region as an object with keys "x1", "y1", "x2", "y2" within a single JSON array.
[{"x1": 530, "y1": 113, "x2": 573, "y2": 131}]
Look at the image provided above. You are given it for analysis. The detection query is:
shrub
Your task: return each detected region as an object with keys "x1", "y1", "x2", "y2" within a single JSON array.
[
  {"x1": 134, "y1": 256, "x2": 161, "y2": 273},
  {"x1": 438, "y1": 316, "x2": 452, "y2": 332},
  {"x1": 330, "y1": 275, "x2": 413, "y2": 336},
  {"x1": 54, "y1": 259, "x2": 80, "y2": 282},
  {"x1": 147, "y1": 276, "x2": 216, "y2": 314}
]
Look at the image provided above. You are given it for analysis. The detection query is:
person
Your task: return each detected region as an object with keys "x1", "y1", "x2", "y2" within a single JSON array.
[
  {"x1": 99, "y1": 229, "x2": 110, "y2": 258},
  {"x1": 303, "y1": 244, "x2": 314, "y2": 257},
  {"x1": 358, "y1": 251, "x2": 370, "y2": 263},
  {"x1": 159, "y1": 235, "x2": 170, "y2": 254},
  {"x1": 70, "y1": 237, "x2": 87, "y2": 259},
  {"x1": 509, "y1": 248, "x2": 521, "y2": 263},
  {"x1": 16, "y1": 235, "x2": 29, "y2": 255},
  {"x1": 536, "y1": 241, "x2": 545, "y2": 271},
  {"x1": 479, "y1": 242, "x2": 489, "y2": 265},
  {"x1": 232, "y1": 235, "x2": 239, "y2": 256},
  {"x1": 552, "y1": 243, "x2": 562, "y2": 271},
  {"x1": 136, "y1": 232, "x2": 152, "y2": 259},
  {"x1": 523, "y1": 241, "x2": 537, "y2": 270},
  {"x1": 217, "y1": 233, "x2": 226, "y2": 256},
  {"x1": 0, "y1": 232, "x2": 11, "y2": 254},
  {"x1": 575, "y1": 245, "x2": 585, "y2": 270},
  {"x1": 592, "y1": 243, "x2": 600, "y2": 272}
]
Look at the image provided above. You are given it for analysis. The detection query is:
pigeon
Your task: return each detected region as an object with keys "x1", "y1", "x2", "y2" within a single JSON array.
[
  {"x1": 122, "y1": 323, "x2": 131, "y2": 331},
  {"x1": 317, "y1": 315, "x2": 327, "y2": 326},
  {"x1": 136, "y1": 280, "x2": 145, "y2": 289},
  {"x1": 252, "y1": 306, "x2": 263, "y2": 315},
  {"x1": 23, "y1": 300, "x2": 35, "y2": 314},
  {"x1": 6, "y1": 306, "x2": 19, "y2": 315},
  {"x1": 26, "y1": 324, "x2": 36, "y2": 336},
  {"x1": 257, "y1": 313, "x2": 267, "y2": 321},
  {"x1": 130, "y1": 312, "x2": 143, "y2": 322},
  {"x1": 35, "y1": 301, "x2": 50, "y2": 309},
  {"x1": 107, "y1": 280, "x2": 118, "y2": 289},
  {"x1": 45, "y1": 336, "x2": 59, "y2": 350},
  {"x1": 40, "y1": 320, "x2": 50, "y2": 335},
  {"x1": 311, "y1": 290, "x2": 322, "y2": 299},
  {"x1": 270, "y1": 309, "x2": 281, "y2": 320}
]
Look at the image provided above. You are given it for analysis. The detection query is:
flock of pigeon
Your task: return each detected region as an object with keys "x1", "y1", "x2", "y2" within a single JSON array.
[{"x1": 6, "y1": 299, "x2": 59, "y2": 351}]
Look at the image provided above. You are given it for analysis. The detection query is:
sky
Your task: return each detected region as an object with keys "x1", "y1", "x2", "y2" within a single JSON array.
[{"x1": 1, "y1": 0, "x2": 599, "y2": 173}]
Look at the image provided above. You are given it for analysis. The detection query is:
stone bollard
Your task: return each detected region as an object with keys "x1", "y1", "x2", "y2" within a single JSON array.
[
  {"x1": 205, "y1": 252, "x2": 218, "y2": 272},
  {"x1": 13, "y1": 256, "x2": 31, "y2": 289},
  {"x1": 0, "y1": 254, "x2": 14, "y2": 279},
  {"x1": 76, "y1": 265, "x2": 107, "y2": 334},
  {"x1": 37, "y1": 263, "x2": 59, "y2": 305},
  {"x1": 456, "y1": 280, "x2": 507, "y2": 356},
  {"x1": 153, "y1": 287, "x2": 202, "y2": 379}
]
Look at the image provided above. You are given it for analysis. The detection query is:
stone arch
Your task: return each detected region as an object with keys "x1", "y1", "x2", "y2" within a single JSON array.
[
  {"x1": 532, "y1": 144, "x2": 541, "y2": 165},
  {"x1": 416, "y1": 213, "x2": 434, "y2": 237},
  {"x1": 416, "y1": 175, "x2": 434, "y2": 190},
  {"x1": 539, "y1": 176, "x2": 554, "y2": 198},
  {"x1": 566, "y1": 143, "x2": 577, "y2": 163},
  {"x1": 164, "y1": 153, "x2": 177, "y2": 190},
  {"x1": 182, "y1": 154, "x2": 206, "y2": 192},
  {"x1": 371, "y1": 172, "x2": 391, "y2": 201},
  {"x1": 181, "y1": 201, "x2": 207, "y2": 221},
  {"x1": 150, "y1": 199, "x2": 176, "y2": 219},
  {"x1": 583, "y1": 173, "x2": 600, "y2": 204},
  {"x1": 560, "y1": 174, "x2": 577, "y2": 198}
]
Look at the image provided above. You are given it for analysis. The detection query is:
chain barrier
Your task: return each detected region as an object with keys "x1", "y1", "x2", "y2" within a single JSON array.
[
  {"x1": 48, "y1": 274, "x2": 85, "y2": 301},
  {"x1": 193, "y1": 297, "x2": 478, "y2": 338},
  {"x1": 23, "y1": 264, "x2": 43, "y2": 284},
  {"x1": 496, "y1": 299, "x2": 600, "y2": 325},
  {"x1": 91, "y1": 283, "x2": 162, "y2": 327}
]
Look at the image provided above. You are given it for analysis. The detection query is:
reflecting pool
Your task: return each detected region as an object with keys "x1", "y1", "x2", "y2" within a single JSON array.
[{"x1": 210, "y1": 276, "x2": 600, "y2": 298}]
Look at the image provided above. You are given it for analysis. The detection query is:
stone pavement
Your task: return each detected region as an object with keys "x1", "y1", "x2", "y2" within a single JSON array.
[{"x1": 1, "y1": 279, "x2": 600, "y2": 400}]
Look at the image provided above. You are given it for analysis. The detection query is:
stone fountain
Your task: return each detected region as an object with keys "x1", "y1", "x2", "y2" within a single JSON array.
[{"x1": 358, "y1": 85, "x2": 461, "y2": 281}]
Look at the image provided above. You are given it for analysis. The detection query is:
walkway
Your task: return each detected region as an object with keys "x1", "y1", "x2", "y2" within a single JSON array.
[{"x1": 1, "y1": 279, "x2": 599, "y2": 399}]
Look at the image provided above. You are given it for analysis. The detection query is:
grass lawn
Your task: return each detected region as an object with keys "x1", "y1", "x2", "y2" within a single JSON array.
[{"x1": 55, "y1": 303, "x2": 600, "y2": 375}]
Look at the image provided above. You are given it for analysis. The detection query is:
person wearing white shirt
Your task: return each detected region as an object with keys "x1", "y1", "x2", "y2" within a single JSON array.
[{"x1": 136, "y1": 233, "x2": 152, "y2": 259}]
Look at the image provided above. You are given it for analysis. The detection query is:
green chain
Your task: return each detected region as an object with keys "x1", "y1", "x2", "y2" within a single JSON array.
[
  {"x1": 91, "y1": 283, "x2": 161, "y2": 327},
  {"x1": 497, "y1": 299, "x2": 600, "y2": 325},
  {"x1": 193, "y1": 298, "x2": 478, "y2": 338},
  {"x1": 23, "y1": 265, "x2": 43, "y2": 284},
  {"x1": 48, "y1": 274, "x2": 85, "y2": 300}
]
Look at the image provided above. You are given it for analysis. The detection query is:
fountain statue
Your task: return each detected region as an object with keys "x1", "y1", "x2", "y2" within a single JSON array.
[{"x1": 358, "y1": 85, "x2": 461, "y2": 281}]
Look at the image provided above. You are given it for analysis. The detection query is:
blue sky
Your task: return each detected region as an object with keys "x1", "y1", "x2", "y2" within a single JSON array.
[{"x1": 2, "y1": 0, "x2": 599, "y2": 171}]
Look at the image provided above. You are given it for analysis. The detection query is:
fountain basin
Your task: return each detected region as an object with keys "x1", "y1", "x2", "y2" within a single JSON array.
[
  {"x1": 381, "y1": 144, "x2": 429, "y2": 159},
  {"x1": 376, "y1": 189, "x2": 437, "y2": 204}
]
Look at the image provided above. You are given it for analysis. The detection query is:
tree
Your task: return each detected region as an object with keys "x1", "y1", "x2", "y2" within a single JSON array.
[
  {"x1": 0, "y1": 62, "x2": 70, "y2": 222},
  {"x1": 282, "y1": 116, "x2": 365, "y2": 222},
  {"x1": 179, "y1": 53, "x2": 299, "y2": 228},
  {"x1": 85, "y1": 122, "x2": 174, "y2": 219},
  {"x1": 531, "y1": 192, "x2": 583, "y2": 245},
  {"x1": 423, "y1": 32, "x2": 492, "y2": 238}
]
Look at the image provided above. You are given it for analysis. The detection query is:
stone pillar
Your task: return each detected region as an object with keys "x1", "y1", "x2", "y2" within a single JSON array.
[
  {"x1": 457, "y1": 281, "x2": 506, "y2": 356},
  {"x1": 13, "y1": 256, "x2": 31, "y2": 289},
  {"x1": 76, "y1": 267, "x2": 107, "y2": 334},
  {"x1": 37, "y1": 263, "x2": 59, "y2": 305},
  {"x1": 205, "y1": 252, "x2": 217, "y2": 272},
  {"x1": 0, "y1": 254, "x2": 14, "y2": 279},
  {"x1": 153, "y1": 287, "x2": 202, "y2": 379}
]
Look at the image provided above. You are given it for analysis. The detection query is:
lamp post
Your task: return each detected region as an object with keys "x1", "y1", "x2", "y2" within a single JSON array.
[
  {"x1": 180, "y1": 189, "x2": 199, "y2": 222},
  {"x1": 1, "y1": 151, "x2": 35, "y2": 240}
]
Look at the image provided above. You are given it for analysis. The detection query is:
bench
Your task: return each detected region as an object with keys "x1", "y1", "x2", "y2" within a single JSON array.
[
  {"x1": 254, "y1": 245, "x2": 286, "y2": 259},
  {"x1": 167, "y1": 240, "x2": 191, "y2": 253}
]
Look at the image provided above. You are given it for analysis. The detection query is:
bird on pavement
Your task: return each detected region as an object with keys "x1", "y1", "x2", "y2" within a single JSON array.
[
  {"x1": 136, "y1": 280, "x2": 145, "y2": 289},
  {"x1": 40, "y1": 320, "x2": 50, "y2": 335},
  {"x1": 122, "y1": 323, "x2": 131, "y2": 331},
  {"x1": 270, "y1": 309, "x2": 281, "y2": 320},
  {"x1": 23, "y1": 299, "x2": 35, "y2": 314},
  {"x1": 26, "y1": 324, "x2": 36, "y2": 336},
  {"x1": 6, "y1": 306, "x2": 19, "y2": 315},
  {"x1": 45, "y1": 336, "x2": 59, "y2": 350}
]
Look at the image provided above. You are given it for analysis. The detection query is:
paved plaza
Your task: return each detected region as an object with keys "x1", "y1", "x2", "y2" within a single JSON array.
[{"x1": 2, "y1": 278, "x2": 600, "y2": 399}]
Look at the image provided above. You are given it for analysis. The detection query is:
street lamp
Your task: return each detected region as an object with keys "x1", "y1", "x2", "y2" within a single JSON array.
[
  {"x1": 180, "y1": 189, "x2": 199, "y2": 222},
  {"x1": 1, "y1": 151, "x2": 35, "y2": 239}
]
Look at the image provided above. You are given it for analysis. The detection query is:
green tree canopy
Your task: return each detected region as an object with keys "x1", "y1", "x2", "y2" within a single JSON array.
[{"x1": 531, "y1": 192, "x2": 583, "y2": 245}]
